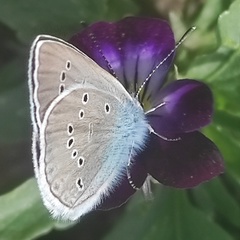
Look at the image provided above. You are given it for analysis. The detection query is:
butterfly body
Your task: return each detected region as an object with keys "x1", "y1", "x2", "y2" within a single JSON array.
[{"x1": 29, "y1": 35, "x2": 149, "y2": 220}]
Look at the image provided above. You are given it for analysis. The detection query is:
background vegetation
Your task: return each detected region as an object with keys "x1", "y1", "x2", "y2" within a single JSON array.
[{"x1": 0, "y1": 0, "x2": 239, "y2": 239}]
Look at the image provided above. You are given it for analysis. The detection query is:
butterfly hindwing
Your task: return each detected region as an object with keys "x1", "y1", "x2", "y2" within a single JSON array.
[{"x1": 39, "y1": 86, "x2": 135, "y2": 220}]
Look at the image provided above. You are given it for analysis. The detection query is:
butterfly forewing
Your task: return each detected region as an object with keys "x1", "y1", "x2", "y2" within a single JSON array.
[{"x1": 29, "y1": 35, "x2": 131, "y2": 127}]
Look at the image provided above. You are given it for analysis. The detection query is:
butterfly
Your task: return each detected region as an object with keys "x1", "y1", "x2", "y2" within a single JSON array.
[{"x1": 28, "y1": 35, "x2": 149, "y2": 221}]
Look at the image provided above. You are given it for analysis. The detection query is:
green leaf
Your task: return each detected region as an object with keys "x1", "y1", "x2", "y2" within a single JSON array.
[
  {"x1": 185, "y1": 0, "x2": 240, "y2": 96},
  {"x1": 0, "y1": 0, "x2": 139, "y2": 44},
  {"x1": 105, "y1": 0, "x2": 139, "y2": 21},
  {"x1": 0, "y1": 0, "x2": 106, "y2": 42},
  {"x1": 194, "y1": 0, "x2": 232, "y2": 31},
  {"x1": 0, "y1": 0, "x2": 107, "y2": 43},
  {"x1": 214, "y1": 110, "x2": 240, "y2": 132},
  {"x1": 104, "y1": 188, "x2": 233, "y2": 240},
  {"x1": 192, "y1": 179, "x2": 240, "y2": 228},
  {"x1": 204, "y1": 126, "x2": 240, "y2": 180},
  {"x1": 184, "y1": 47, "x2": 230, "y2": 80},
  {"x1": 0, "y1": 179, "x2": 73, "y2": 240},
  {"x1": 218, "y1": 0, "x2": 240, "y2": 49},
  {"x1": 0, "y1": 58, "x2": 26, "y2": 93},
  {"x1": 0, "y1": 83, "x2": 30, "y2": 143}
]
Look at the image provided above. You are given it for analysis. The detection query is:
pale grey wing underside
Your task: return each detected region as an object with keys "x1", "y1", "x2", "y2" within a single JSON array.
[
  {"x1": 28, "y1": 35, "x2": 133, "y2": 179},
  {"x1": 28, "y1": 35, "x2": 131, "y2": 128},
  {"x1": 27, "y1": 35, "x2": 149, "y2": 220},
  {"x1": 40, "y1": 87, "x2": 126, "y2": 209}
]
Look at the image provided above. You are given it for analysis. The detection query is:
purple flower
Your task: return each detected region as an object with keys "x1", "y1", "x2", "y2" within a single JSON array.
[{"x1": 69, "y1": 17, "x2": 224, "y2": 210}]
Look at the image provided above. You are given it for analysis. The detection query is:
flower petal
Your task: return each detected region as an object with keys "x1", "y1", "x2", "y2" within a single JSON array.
[
  {"x1": 69, "y1": 17, "x2": 175, "y2": 101},
  {"x1": 139, "y1": 131, "x2": 224, "y2": 188},
  {"x1": 97, "y1": 159, "x2": 147, "y2": 210},
  {"x1": 147, "y1": 79, "x2": 213, "y2": 138}
]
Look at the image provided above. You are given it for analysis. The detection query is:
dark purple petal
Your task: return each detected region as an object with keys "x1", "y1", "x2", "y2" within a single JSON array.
[
  {"x1": 69, "y1": 17, "x2": 175, "y2": 101},
  {"x1": 97, "y1": 158, "x2": 147, "y2": 210},
  {"x1": 139, "y1": 131, "x2": 224, "y2": 188},
  {"x1": 147, "y1": 79, "x2": 213, "y2": 138}
]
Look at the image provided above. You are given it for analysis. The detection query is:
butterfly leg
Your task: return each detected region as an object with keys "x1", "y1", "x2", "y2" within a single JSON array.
[
  {"x1": 141, "y1": 176, "x2": 154, "y2": 200},
  {"x1": 126, "y1": 141, "x2": 139, "y2": 190},
  {"x1": 127, "y1": 143, "x2": 154, "y2": 199}
]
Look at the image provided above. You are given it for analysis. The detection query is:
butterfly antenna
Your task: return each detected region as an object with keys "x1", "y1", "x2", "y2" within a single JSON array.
[
  {"x1": 148, "y1": 125, "x2": 181, "y2": 141},
  {"x1": 136, "y1": 26, "x2": 196, "y2": 99}
]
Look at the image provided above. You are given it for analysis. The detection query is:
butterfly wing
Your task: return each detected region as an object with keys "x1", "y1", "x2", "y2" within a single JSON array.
[
  {"x1": 29, "y1": 35, "x2": 131, "y2": 128},
  {"x1": 28, "y1": 35, "x2": 148, "y2": 220},
  {"x1": 28, "y1": 35, "x2": 132, "y2": 176},
  {"x1": 39, "y1": 86, "x2": 131, "y2": 220}
]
